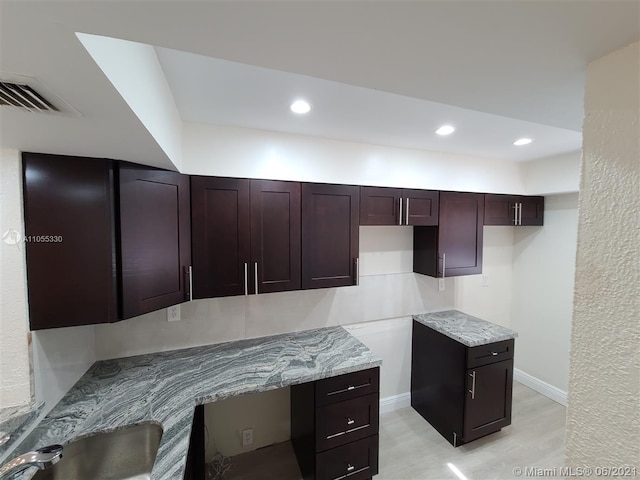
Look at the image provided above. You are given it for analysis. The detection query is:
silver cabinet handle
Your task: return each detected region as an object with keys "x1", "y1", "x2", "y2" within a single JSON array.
[
  {"x1": 491, "y1": 351, "x2": 498, "y2": 356},
  {"x1": 399, "y1": 197, "x2": 403, "y2": 225},
  {"x1": 244, "y1": 263, "x2": 248, "y2": 296},
  {"x1": 442, "y1": 253, "x2": 446, "y2": 278},
  {"x1": 405, "y1": 197, "x2": 410, "y2": 225},
  {"x1": 347, "y1": 464, "x2": 355, "y2": 472},
  {"x1": 254, "y1": 262, "x2": 259, "y2": 295},
  {"x1": 469, "y1": 371, "x2": 476, "y2": 399},
  {"x1": 513, "y1": 203, "x2": 518, "y2": 225},
  {"x1": 519, "y1": 202, "x2": 523, "y2": 225},
  {"x1": 185, "y1": 266, "x2": 193, "y2": 301},
  {"x1": 347, "y1": 418, "x2": 355, "y2": 425},
  {"x1": 189, "y1": 266, "x2": 193, "y2": 301}
]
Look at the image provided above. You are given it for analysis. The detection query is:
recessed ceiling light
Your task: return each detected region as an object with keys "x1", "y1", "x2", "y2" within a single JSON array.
[
  {"x1": 290, "y1": 100, "x2": 311, "y2": 114},
  {"x1": 513, "y1": 138, "x2": 533, "y2": 146},
  {"x1": 436, "y1": 125, "x2": 455, "y2": 136}
]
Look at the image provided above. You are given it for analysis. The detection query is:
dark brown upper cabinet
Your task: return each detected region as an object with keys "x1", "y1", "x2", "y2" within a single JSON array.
[
  {"x1": 191, "y1": 177, "x2": 301, "y2": 298},
  {"x1": 118, "y1": 163, "x2": 192, "y2": 319},
  {"x1": 360, "y1": 187, "x2": 439, "y2": 226},
  {"x1": 250, "y1": 180, "x2": 301, "y2": 294},
  {"x1": 23, "y1": 153, "x2": 118, "y2": 330},
  {"x1": 484, "y1": 194, "x2": 544, "y2": 226},
  {"x1": 22, "y1": 154, "x2": 191, "y2": 330},
  {"x1": 413, "y1": 192, "x2": 484, "y2": 278},
  {"x1": 302, "y1": 183, "x2": 360, "y2": 289}
]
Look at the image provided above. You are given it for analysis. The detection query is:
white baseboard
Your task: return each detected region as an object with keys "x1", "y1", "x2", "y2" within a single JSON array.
[
  {"x1": 379, "y1": 392, "x2": 411, "y2": 414},
  {"x1": 514, "y1": 368, "x2": 567, "y2": 406}
]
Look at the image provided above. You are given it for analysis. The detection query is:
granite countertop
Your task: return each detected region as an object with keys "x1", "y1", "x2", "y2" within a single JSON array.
[
  {"x1": 12, "y1": 326, "x2": 381, "y2": 480},
  {"x1": 0, "y1": 403, "x2": 44, "y2": 459},
  {"x1": 413, "y1": 310, "x2": 518, "y2": 347}
]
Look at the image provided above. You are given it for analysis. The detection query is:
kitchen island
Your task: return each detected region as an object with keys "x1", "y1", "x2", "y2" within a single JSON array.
[
  {"x1": 11, "y1": 326, "x2": 381, "y2": 480},
  {"x1": 411, "y1": 310, "x2": 518, "y2": 446}
]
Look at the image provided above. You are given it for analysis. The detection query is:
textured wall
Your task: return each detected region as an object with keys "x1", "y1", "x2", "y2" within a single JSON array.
[
  {"x1": 0, "y1": 149, "x2": 32, "y2": 408},
  {"x1": 566, "y1": 42, "x2": 640, "y2": 468}
]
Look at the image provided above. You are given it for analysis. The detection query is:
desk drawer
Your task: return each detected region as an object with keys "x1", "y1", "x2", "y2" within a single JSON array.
[
  {"x1": 466, "y1": 339, "x2": 514, "y2": 368},
  {"x1": 316, "y1": 393, "x2": 379, "y2": 451},
  {"x1": 315, "y1": 435, "x2": 379, "y2": 480},
  {"x1": 316, "y1": 368, "x2": 379, "y2": 406}
]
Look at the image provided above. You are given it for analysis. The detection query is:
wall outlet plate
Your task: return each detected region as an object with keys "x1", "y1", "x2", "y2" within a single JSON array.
[
  {"x1": 438, "y1": 278, "x2": 445, "y2": 291},
  {"x1": 167, "y1": 305, "x2": 181, "y2": 322},
  {"x1": 241, "y1": 428, "x2": 253, "y2": 446}
]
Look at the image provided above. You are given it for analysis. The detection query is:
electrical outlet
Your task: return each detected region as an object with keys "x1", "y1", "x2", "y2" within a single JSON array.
[
  {"x1": 167, "y1": 305, "x2": 181, "y2": 322},
  {"x1": 482, "y1": 274, "x2": 490, "y2": 287},
  {"x1": 438, "y1": 278, "x2": 445, "y2": 291},
  {"x1": 241, "y1": 428, "x2": 253, "y2": 446}
]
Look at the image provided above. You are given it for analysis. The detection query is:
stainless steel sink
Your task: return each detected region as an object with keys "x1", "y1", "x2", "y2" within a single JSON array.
[{"x1": 33, "y1": 423, "x2": 163, "y2": 480}]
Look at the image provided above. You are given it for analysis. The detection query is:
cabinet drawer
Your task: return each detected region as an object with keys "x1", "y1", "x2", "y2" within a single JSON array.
[
  {"x1": 316, "y1": 368, "x2": 379, "y2": 406},
  {"x1": 315, "y1": 435, "x2": 379, "y2": 480},
  {"x1": 316, "y1": 393, "x2": 379, "y2": 451},
  {"x1": 466, "y1": 339, "x2": 514, "y2": 368}
]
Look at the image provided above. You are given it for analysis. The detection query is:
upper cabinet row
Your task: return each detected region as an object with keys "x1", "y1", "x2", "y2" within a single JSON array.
[
  {"x1": 22, "y1": 153, "x2": 542, "y2": 330},
  {"x1": 190, "y1": 178, "x2": 359, "y2": 299}
]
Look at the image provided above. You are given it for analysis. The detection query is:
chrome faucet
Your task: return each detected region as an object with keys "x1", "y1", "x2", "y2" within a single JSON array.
[{"x1": 0, "y1": 444, "x2": 62, "y2": 479}]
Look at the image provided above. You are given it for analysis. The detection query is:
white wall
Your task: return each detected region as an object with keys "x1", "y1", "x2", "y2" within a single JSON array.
[
  {"x1": 453, "y1": 226, "x2": 515, "y2": 329},
  {"x1": 566, "y1": 41, "x2": 639, "y2": 468},
  {"x1": 521, "y1": 151, "x2": 581, "y2": 195},
  {"x1": 511, "y1": 194, "x2": 578, "y2": 396},
  {"x1": 0, "y1": 149, "x2": 32, "y2": 409},
  {"x1": 76, "y1": 33, "x2": 183, "y2": 171},
  {"x1": 182, "y1": 122, "x2": 526, "y2": 194},
  {"x1": 94, "y1": 228, "x2": 454, "y2": 360}
]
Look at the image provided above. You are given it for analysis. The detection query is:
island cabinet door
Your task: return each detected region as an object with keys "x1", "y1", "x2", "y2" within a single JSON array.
[
  {"x1": 463, "y1": 358, "x2": 513, "y2": 443},
  {"x1": 118, "y1": 163, "x2": 192, "y2": 319},
  {"x1": 301, "y1": 183, "x2": 359, "y2": 289},
  {"x1": 191, "y1": 176, "x2": 251, "y2": 298}
]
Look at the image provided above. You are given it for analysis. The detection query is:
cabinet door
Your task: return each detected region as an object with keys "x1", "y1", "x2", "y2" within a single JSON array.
[
  {"x1": 359, "y1": 186, "x2": 402, "y2": 225},
  {"x1": 191, "y1": 177, "x2": 250, "y2": 298},
  {"x1": 484, "y1": 194, "x2": 517, "y2": 225},
  {"x1": 403, "y1": 189, "x2": 439, "y2": 226},
  {"x1": 22, "y1": 153, "x2": 117, "y2": 329},
  {"x1": 250, "y1": 180, "x2": 301, "y2": 294},
  {"x1": 439, "y1": 192, "x2": 484, "y2": 276},
  {"x1": 302, "y1": 183, "x2": 359, "y2": 289},
  {"x1": 463, "y1": 359, "x2": 513, "y2": 443},
  {"x1": 519, "y1": 196, "x2": 544, "y2": 226},
  {"x1": 118, "y1": 164, "x2": 191, "y2": 319},
  {"x1": 485, "y1": 194, "x2": 544, "y2": 226}
]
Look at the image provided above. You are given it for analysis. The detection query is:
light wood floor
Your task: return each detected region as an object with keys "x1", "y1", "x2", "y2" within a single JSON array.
[{"x1": 215, "y1": 382, "x2": 566, "y2": 480}]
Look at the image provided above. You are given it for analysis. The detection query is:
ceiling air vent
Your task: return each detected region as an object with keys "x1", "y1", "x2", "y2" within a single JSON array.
[{"x1": 0, "y1": 82, "x2": 59, "y2": 112}]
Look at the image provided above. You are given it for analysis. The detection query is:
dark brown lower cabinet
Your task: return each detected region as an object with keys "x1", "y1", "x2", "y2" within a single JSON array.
[
  {"x1": 291, "y1": 368, "x2": 380, "y2": 480},
  {"x1": 411, "y1": 320, "x2": 514, "y2": 446}
]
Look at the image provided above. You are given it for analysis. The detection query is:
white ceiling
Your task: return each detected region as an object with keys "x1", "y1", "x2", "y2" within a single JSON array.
[
  {"x1": 0, "y1": 1, "x2": 638, "y2": 169},
  {"x1": 156, "y1": 46, "x2": 581, "y2": 162}
]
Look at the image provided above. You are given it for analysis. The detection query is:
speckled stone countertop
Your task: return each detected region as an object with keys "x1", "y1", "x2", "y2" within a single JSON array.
[
  {"x1": 413, "y1": 310, "x2": 518, "y2": 347},
  {"x1": 0, "y1": 402, "x2": 44, "y2": 459},
  {"x1": 12, "y1": 326, "x2": 381, "y2": 480}
]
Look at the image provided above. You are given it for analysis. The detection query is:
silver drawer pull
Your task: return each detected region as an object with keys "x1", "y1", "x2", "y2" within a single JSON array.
[
  {"x1": 491, "y1": 352, "x2": 498, "y2": 356},
  {"x1": 347, "y1": 464, "x2": 355, "y2": 472},
  {"x1": 347, "y1": 418, "x2": 355, "y2": 425},
  {"x1": 326, "y1": 383, "x2": 370, "y2": 396},
  {"x1": 326, "y1": 423, "x2": 370, "y2": 440}
]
